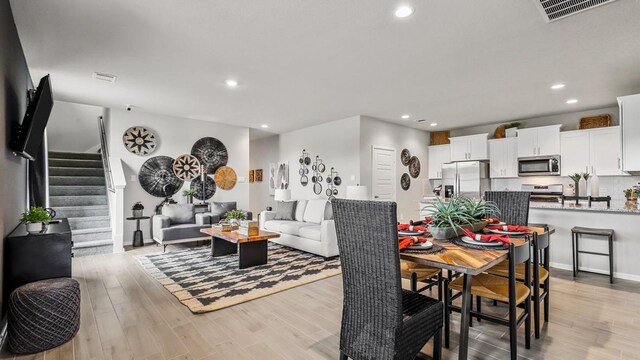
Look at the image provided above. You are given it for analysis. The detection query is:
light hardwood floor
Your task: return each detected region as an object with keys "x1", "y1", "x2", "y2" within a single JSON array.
[{"x1": 4, "y1": 244, "x2": 640, "y2": 360}]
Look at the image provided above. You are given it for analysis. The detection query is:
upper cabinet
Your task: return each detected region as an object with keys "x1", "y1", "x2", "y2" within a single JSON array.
[
  {"x1": 619, "y1": 94, "x2": 640, "y2": 172},
  {"x1": 489, "y1": 138, "x2": 518, "y2": 178},
  {"x1": 449, "y1": 134, "x2": 488, "y2": 162},
  {"x1": 517, "y1": 125, "x2": 561, "y2": 158},
  {"x1": 560, "y1": 126, "x2": 623, "y2": 176},
  {"x1": 428, "y1": 144, "x2": 451, "y2": 179}
]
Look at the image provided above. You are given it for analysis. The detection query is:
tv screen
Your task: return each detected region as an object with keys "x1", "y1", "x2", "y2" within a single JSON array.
[{"x1": 12, "y1": 75, "x2": 53, "y2": 161}]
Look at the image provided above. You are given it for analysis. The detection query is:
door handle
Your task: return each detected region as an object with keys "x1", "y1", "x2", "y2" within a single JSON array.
[{"x1": 618, "y1": 158, "x2": 621, "y2": 169}]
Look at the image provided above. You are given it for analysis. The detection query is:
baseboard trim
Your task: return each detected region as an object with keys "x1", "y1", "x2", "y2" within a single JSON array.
[{"x1": 551, "y1": 262, "x2": 640, "y2": 282}]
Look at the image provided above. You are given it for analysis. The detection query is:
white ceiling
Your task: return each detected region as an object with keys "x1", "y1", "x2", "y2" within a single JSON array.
[{"x1": 10, "y1": 0, "x2": 640, "y2": 136}]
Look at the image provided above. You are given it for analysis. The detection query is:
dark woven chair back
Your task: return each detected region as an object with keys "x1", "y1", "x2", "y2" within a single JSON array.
[
  {"x1": 332, "y1": 199, "x2": 403, "y2": 359},
  {"x1": 485, "y1": 191, "x2": 531, "y2": 226}
]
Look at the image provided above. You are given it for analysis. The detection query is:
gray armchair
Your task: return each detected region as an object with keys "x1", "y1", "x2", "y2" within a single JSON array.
[{"x1": 151, "y1": 204, "x2": 213, "y2": 251}]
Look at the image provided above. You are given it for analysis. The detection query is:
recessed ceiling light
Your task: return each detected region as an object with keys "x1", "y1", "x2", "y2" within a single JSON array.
[
  {"x1": 225, "y1": 79, "x2": 238, "y2": 87},
  {"x1": 551, "y1": 83, "x2": 565, "y2": 90},
  {"x1": 566, "y1": 99, "x2": 578, "y2": 104},
  {"x1": 92, "y1": 72, "x2": 117, "y2": 83},
  {"x1": 401, "y1": 114, "x2": 410, "y2": 119},
  {"x1": 394, "y1": 6, "x2": 414, "y2": 18},
  {"x1": 416, "y1": 119, "x2": 426, "y2": 123},
  {"x1": 261, "y1": 124, "x2": 269, "y2": 128},
  {"x1": 430, "y1": 123, "x2": 438, "y2": 127}
]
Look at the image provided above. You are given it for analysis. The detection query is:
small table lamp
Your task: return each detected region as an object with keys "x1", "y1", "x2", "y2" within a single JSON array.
[
  {"x1": 274, "y1": 189, "x2": 291, "y2": 202},
  {"x1": 346, "y1": 185, "x2": 368, "y2": 200}
]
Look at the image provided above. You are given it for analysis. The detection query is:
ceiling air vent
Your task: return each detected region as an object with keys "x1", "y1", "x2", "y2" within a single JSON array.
[
  {"x1": 92, "y1": 72, "x2": 117, "y2": 83},
  {"x1": 533, "y1": 0, "x2": 618, "y2": 22}
]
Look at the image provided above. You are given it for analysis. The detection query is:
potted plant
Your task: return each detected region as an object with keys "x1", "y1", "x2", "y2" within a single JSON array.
[
  {"x1": 569, "y1": 173, "x2": 582, "y2": 197},
  {"x1": 225, "y1": 210, "x2": 247, "y2": 226},
  {"x1": 423, "y1": 196, "x2": 498, "y2": 240},
  {"x1": 132, "y1": 202, "x2": 144, "y2": 218},
  {"x1": 21, "y1": 206, "x2": 52, "y2": 234},
  {"x1": 182, "y1": 188, "x2": 197, "y2": 204},
  {"x1": 504, "y1": 122, "x2": 522, "y2": 138},
  {"x1": 635, "y1": 189, "x2": 640, "y2": 205}
]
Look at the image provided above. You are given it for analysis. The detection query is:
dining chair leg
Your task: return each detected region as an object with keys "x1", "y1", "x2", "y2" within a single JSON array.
[
  {"x1": 609, "y1": 234, "x2": 614, "y2": 284},
  {"x1": 544, "y1": 279, "x2": 550, "y2": 323},
  {"x1": 571, "y1": 232, "x2": 576, "y2": 277},
  {"x1": 493, "y1": 299, "x2": 497, "y2": 306},
  {"x1": 469, "y1": 296, "x2": 473, "y2": 327},
  {"x1": 525, "y1": 295, "x2": 531, "y2": 350},
  {"x1": 411, "y1": 272, "x2": 418, "y2": 292},
  {"x1": 533, "y1": 279, "x2": 540, "y2": 339},
  {"x1": 476, "y1": 296, "x2": 482, "y2": 322},
  {"x1": 444, "y1": 279, "x2": 450, "y2": 349},
  {"x1": 458, "y1": 274, "x2": 473, "y2": 360},
  {"x1": 509, "y1": 299, "x2": 518, "y2": 360},
  {"x1": 433, "y1": 328, "x2": 442, "y2": 360},
  {"x1": 437, "y1": 272, "x2": 443, "y2": 302}
]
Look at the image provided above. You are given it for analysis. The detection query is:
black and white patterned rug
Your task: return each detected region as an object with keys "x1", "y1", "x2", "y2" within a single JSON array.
[{"x1": 136, "y1": 243, "x2": 341, "y2": 313}]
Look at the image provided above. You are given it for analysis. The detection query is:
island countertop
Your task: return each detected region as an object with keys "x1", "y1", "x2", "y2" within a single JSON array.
[{"x1": 529, "y1": 200, "x2": 640, "y2": 214}]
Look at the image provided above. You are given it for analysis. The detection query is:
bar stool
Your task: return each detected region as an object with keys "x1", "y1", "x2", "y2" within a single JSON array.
[{"x1": 571, "y1": 226, "x2": 614, "y2": 284}]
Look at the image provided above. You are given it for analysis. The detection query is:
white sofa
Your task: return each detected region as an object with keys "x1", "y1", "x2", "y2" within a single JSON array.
[{"x1": 259, "y1": 199, "x2": 338, "y2": 258}]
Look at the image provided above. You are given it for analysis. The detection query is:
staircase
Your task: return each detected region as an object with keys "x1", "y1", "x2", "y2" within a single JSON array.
[{"x1": 48, "y1": 151, "x2": 113, "y2": 256}]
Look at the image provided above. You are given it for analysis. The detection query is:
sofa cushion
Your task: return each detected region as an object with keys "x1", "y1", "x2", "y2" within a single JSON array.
[
  {"x1": 303, "y1": 200, "x2": 327, "y2": 224},
  {"x1": 263, "y1": 220, "x2": 294, "y2": 233},
  {"x1": 324, "y1": 201, "x2": 333, "y2": 220},
  {"x1": 295, "y1": 200, "x2": 308, "y2": 222},
  {"x1": 274, "y1": 201, "x2": 296, "y2": 220},
  {"x1": 299, "y1": 225, "x2": 322, "y2": 241},
  {"x1": 156, "y1": 224, "x2": 209, "y2": 241},
  {"x1": 162, "y1": 204, "x2": 194, "y2": 225},
  {"x1": 210, "y1": 201, "x2": 237, "y2": 218},
  {"x1": 279, "y1": 221, "x2": 314, "y2": 237}
]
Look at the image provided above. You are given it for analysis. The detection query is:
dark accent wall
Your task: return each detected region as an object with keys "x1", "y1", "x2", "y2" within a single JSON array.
[{"x1": 0, "y1": 0, "x2": 32, "y2": 314}]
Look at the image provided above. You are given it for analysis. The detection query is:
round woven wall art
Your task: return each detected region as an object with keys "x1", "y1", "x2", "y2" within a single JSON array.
[
  {"x1": 191, "y1": 176, "x2": 216, "y2": 200},
  {"x1": 214, "y1": 166, "x2": 237, "y2": 190},
  {"x1": 191, "y1": 137, "x2": 228, "y2": 174},
  {"x1": 401, "y1": 173, "x2": 411, "y2": 191},
  {"x1": 123, "y1": 127, "x2": 157, "y2": 156},
  {"x1": 401, "y1": 149, "x2": 411, "y2": 166},
  {"x1": 409, "y1": 156, "x2": 421, "y2": 178},
  {"x1": 138, "y1": 156, "x2": 184, "y2": 197},
  {"x1": 172, "y1": 154, "x2": 201, "y2": 181}
]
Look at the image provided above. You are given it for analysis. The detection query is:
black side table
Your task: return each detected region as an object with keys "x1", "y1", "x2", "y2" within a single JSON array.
[{"x1": 126, "y1": 216, "x2": 151, "y2": 247}]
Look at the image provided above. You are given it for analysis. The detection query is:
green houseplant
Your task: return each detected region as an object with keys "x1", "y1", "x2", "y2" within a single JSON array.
[
  {"x1": 21, "y1": 206, "x2": 52, "y2": 234},
  {"x1": 182, "y1": 188, "x2": 197, "y2": 204},
  {"x1": 225, "y1": 210, "x2": 246, "y2": 226},
  {"x1": 423, "y1": 196, "x2": 499, "y2": 240}
]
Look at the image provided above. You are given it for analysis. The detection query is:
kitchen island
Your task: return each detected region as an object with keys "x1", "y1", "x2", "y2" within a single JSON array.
[{"x1": 529, "y1": 200, "x2": 640, "y2": 281}]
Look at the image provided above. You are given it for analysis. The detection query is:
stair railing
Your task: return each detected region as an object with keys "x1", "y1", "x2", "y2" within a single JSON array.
[{"x1": 98, "y1": 116, "x2": 115, "y2": 193}]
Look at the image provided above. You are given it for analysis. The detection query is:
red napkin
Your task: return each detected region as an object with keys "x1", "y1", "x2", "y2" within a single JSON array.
[
  {"x1": 484, "y1": 217, "x2": 501, "y2": 224},
  {"x1": 487, "y1": 225, "x2": 530, "y2": 233},
  {"x1": 399, "y1": 236, "x2": 428, "y2": 250},
  {"x1": 424, "y1": 217, "x2": 433, "y2": 224},
  {"x1": 398, "y1": 224, "x2": 428, "y2": 232},
  {"x1": 462, "y1": 229, "x2": 510, "y2": 245}
]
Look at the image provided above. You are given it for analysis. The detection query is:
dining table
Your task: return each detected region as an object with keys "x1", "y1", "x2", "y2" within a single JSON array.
[{"x1": 399, "y1": 225, "x2": 554, "y2": 360}]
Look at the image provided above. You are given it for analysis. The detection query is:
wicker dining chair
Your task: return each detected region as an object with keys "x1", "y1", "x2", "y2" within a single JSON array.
[
  {"x1": 332, "y1": 199, "x2": 443, "y2": 360},
  {"x1": 484, "y1": 191, "x2": 532, "y2": 226}
]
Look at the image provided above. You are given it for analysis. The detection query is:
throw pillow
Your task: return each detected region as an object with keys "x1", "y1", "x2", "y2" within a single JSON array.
[
  {"x1": 303, "y1": 199, "x2": 327, "y2": 224},
  {"x1": 274, "y1": 201, "x2": 297, "y2": 221},
  {"x1": 162, "y1": 204, "x2": 195, "y2": 225},
  {"x1": 294, "y1": 200, "x2": 308, "y2": 222},
  {"x1": 324, "y1": 201, "x2": 333, "y2": 220},
  {"x1": 210, "y1": 201, "x2": 237, "y2": 218}
]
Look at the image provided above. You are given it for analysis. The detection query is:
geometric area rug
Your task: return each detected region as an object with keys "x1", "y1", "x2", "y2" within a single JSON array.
[{"x1": 135, "y1": 243, "x2": 341, "y2": 314}]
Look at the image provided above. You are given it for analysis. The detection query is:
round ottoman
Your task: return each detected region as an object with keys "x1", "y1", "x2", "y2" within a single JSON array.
[{"x1": 8, "y1": 278, "x2": 80, "y2": 354}]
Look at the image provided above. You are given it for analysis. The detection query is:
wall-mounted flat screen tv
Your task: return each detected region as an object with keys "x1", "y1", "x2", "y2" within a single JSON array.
[{"x1": 11, "y1": 74, "x2": 53, "y2": 161}]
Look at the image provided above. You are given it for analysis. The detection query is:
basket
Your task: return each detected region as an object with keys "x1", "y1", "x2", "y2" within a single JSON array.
[
  {"x1": 579, "y1": 114, "x2": 611, "y2": 129},
  {"x1": 493, "y1": 126, "x2": 506, "y2": 139},
  {"x1": 430, "y1": 131, "x2": 450, "y2": 145}
]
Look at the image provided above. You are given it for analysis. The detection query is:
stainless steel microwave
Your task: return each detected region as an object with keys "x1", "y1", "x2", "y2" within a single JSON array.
[{"x1": 517, "y1": 156, "x2": 560, "y2": 176}]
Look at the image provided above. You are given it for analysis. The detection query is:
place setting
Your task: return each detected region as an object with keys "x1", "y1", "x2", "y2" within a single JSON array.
[{"x1": 396, "y1": 223, "x2": 446, "y2": 254}]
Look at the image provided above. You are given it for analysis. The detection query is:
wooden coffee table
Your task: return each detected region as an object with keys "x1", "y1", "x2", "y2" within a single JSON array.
[{"x1": 200, "y1": 228, "x2": 280, "y2": 269}]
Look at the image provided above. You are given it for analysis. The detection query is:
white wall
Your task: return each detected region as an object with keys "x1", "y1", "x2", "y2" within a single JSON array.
[
  {"x1": 47, "y1": 100, "x2": 102, "y2": 152},
  {"x1": 107, "y1": 109, "x2": 250, "y2": 245},
  {"x1": 360, "y1": 116, "x2": 431, "y2": 221},
  {"x1": 249, "y1": 135, "x2": 278, "y2": 215}
]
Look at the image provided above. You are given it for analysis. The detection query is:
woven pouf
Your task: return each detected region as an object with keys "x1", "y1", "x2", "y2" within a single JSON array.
[{"x1": 8, "y1": 278, "x2": 80, "y2": 354}]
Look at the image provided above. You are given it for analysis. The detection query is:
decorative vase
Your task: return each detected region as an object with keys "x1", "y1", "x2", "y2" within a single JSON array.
[
  {"x1": 578, "y1": 178, "x2": 587, "y2": 197},
  {"x1": 132, "y1": 209, "x2": 143, "y2": 218},
  {"x1": 428, "y1": 221, "x2": 488, "y2": 240},
  {"x1": 590, "y1": 173, "x2": 600, "y2": 197},
  {"x1": 25, "y1": 222, "x2": 43, "y2": 235},
  {"x1": 229, "y1": 218, "x2": 239, "y2": 226},
  {"x1": 186, "y1": 195, "x2": 193, "y2": 204}
]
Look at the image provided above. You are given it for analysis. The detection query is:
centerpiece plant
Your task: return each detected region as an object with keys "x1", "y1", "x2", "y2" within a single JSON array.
[
  {"x1": 423, "y1": 196, "x2": 500, "y2": 240},
  {"x1": 224, "y1": 210, "x2": 246, "y2": 226}
]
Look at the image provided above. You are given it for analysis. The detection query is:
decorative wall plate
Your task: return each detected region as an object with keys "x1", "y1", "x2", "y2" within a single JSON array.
[
  {"x1": 172, "y1": 154, "x2": 201, "y2": 181},
  {"x1": 214, "y1": 166, "x2": 237, "y2": 190},
  {"x1": 300, "y1": 175, "x2": 308, "y2": 186},
  {"x1": 255, "y1": 169, "x2": 263, "y2": 182},
  {"x1": 401, "y1": 173, "x2": 411, "y2": 190},
  {"x1": 123, "y1": 127, "x2": 157, "y2": 156},
  {"x1": 191, "y1": 137, "x2": 228, "y2": 174},
  {"x1": 191, "y1": 176, "x2": 216, "y2": 200},
  {"x1": 249, "y1": 170, "x2": 255, "y2": 183},
  {"x1": 313, "y1": 182, "x2": 323, "y2": 195},
  {"x1": 139, "y1": 156, "x2": 184, "y2": 197},
  {"x1": 401, "y1": 149, "x2": 411, "y2": 166},
  {"x1": 409, "y1": 156, "x2": 421, "y2": 178}
]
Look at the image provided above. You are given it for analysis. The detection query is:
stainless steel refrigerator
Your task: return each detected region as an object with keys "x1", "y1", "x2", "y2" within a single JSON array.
[{"x1": 441, "y1": 161, "x2": 491, "y2": 199}]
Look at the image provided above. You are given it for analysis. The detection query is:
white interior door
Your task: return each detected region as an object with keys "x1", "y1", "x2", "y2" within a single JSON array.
[{"x1": 371, "y1": 145, "x2": 396, "y2": 201}]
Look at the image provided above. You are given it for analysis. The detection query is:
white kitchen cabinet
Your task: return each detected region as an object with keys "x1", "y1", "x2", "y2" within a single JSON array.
[
  {"x1": 449, "y1": 134, "x2": 488, "y2": 162},
  {"x1": 428, "y1": 144, "x2": 450, "y2": 179},
  {"x1": 619, "y1": 94, "x2": 640, "y2": 172},
  {"x1": 489, "y1": 138, "x2": 518, "y2": 178},
  {"x1": 517, "y1": 125, "x2": 561, "y2": 158},
  {"x1": 560, "y1": 127, "x2": 623, "y2": 176}
]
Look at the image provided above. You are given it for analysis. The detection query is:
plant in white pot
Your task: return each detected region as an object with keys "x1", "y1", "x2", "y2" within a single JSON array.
[
  {"x1": 21, "y1": 206, "x2": 52, "y2": 234},
  {"x1": 225, "y1": 210, "x2": 246, "y2": 226},
  {"x1": 424, "y1": 196, "x2": 499, "y2": 240},
  {"x1": 132, "y1": 202, "x2": 144, "y2": 218}
]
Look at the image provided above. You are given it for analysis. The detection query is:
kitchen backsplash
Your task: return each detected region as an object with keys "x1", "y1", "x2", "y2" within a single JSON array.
[{"x1": 492, "y1": 176, "x2": 640, "y2": 201}]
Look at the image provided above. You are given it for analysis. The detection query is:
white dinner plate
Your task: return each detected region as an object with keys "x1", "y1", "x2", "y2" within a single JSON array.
[
  {"x1": 406, "y1": 241, "x2": 433, "y2": 250},
  {"x1": 487, "y1": 229, "x2": 529, "y2": 236},
  {"x1": 399, "y1": 230, "x2": 426, "y2": 236},
  {"x1": 461, "y1": 236, "x2": 503, "y2": 247}
]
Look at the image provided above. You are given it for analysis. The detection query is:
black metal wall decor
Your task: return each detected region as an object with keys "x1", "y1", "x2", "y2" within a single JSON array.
[
  {"x1": 325, "y1": 167, "x2": 341, "y2": 199},
  {"x1": 172, "y1": 154, "x2": 201, "y2": 181},
  {"x1": 311, "y1": 156, "x2": 325, "y2": 195},
  {"x1": 401, "y1": 148, "x2": 411, "y2": 166},
  {"x1": 401, "y1": 173, "x2": 411, "y2": 191},
  {"x1": 409, "y1": 156, "x2": 421, "y2": 178},
  {"x1": 123, "y1": 127, "x2": 157, "y2": 156},
  {"x1": 190, "y1": 137, "x2": 228, "y2": 174},
  {"x1": 138, "y1": 156, "x2": 184, "y2": 197},
  {"x1": 191, "y1": 176, "x2": 216, "y2": 200},
  {"x1": 298, "y1": 149, "x2": 310, "y2": 186}
]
